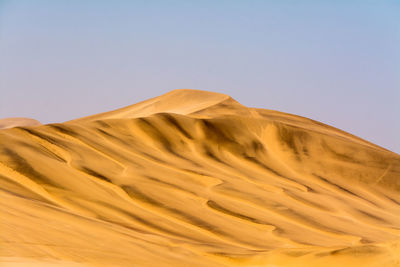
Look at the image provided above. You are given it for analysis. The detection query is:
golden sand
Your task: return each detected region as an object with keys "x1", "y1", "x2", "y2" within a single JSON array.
[{"x1": 0, "y1": 89, "x2": 399, "y2": 266}]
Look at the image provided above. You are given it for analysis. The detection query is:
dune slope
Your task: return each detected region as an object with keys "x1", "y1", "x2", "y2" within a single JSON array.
[{"x1": 1, "y1": 89, "x2": 400, "y2": 267}]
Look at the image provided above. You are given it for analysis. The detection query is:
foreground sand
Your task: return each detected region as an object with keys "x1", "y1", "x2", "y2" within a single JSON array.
[{"x1": 0, "y1": 89, "x2": 399, "y2": 267}]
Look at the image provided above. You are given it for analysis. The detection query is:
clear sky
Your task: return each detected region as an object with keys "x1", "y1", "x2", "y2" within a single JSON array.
[{"x1": 0, "y1": 0, "x2": 399, "y2": 153}]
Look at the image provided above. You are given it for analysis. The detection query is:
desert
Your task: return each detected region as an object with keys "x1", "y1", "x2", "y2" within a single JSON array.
[{"x1": 0, "y1": 89, "x2": 399, "y2": 267}]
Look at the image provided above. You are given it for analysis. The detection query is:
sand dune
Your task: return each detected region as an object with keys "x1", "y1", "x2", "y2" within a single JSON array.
[{"x1": 0, "y1": 89, "x2": 399, "y2": 267}]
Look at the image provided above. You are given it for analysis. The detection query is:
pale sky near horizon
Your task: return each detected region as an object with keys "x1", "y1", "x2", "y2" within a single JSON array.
[{"x1": 0, "y1": 0, "x2": 399, "y2": 153}]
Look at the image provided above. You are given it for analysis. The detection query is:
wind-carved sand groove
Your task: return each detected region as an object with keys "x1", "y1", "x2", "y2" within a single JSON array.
[{"x1": 1, "y1": 89, "x2": 400, "y2": 267}]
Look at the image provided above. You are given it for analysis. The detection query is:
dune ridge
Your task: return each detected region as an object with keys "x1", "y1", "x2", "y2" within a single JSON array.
[{"x1": 1, "y1": 89, "x2": 399, "y2": 267}]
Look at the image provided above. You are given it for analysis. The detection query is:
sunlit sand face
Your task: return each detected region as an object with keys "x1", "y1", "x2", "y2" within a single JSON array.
[{"x1": 1, "y1": 90, "x2": 399, "y2": 267}]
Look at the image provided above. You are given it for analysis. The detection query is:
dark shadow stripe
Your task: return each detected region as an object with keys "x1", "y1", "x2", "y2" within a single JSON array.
[{"x1": 1, "y1": 148, "x2": 60, "y2": 187}]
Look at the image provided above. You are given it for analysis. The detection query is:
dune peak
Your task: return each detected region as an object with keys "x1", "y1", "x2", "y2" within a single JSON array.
[
  {"x1": 163, "y1": 88, "x2": 231, "y2": 98},
  {"x1": 71, "y1": 89, "x2": 242, "y2": 122}
]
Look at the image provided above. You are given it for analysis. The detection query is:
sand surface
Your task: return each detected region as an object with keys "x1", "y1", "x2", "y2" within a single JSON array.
[{"x1": 1, "y1": 89, "x2": 399, "y2": 266}]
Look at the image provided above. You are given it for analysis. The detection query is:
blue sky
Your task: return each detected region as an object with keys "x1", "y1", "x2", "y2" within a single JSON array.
[{"x1": 0, "y1": 0, "x2": 399, "y2": 152}]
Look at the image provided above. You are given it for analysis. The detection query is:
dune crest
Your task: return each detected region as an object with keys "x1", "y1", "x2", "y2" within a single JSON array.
[
  {"x1": 72, "y1": 89, "x2": 242, "y2": 122},
  {"x1": 1, "y1": 89, "x2": 399, "y2": 267}
]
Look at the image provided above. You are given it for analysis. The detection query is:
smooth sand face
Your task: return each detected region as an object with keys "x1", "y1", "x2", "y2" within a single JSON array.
[{"x1": 0, "y1": 89, "x2": 399, "y2": 267}]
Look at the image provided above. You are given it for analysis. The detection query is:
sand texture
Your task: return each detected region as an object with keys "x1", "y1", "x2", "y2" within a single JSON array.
[{"x1": 1, "y1": 89, "x2": 399, "y2": 266}]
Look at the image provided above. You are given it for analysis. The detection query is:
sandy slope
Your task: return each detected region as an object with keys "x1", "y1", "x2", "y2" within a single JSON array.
[{"x1": 0, "y1": 89, "x2": 399, "y2": 267}]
